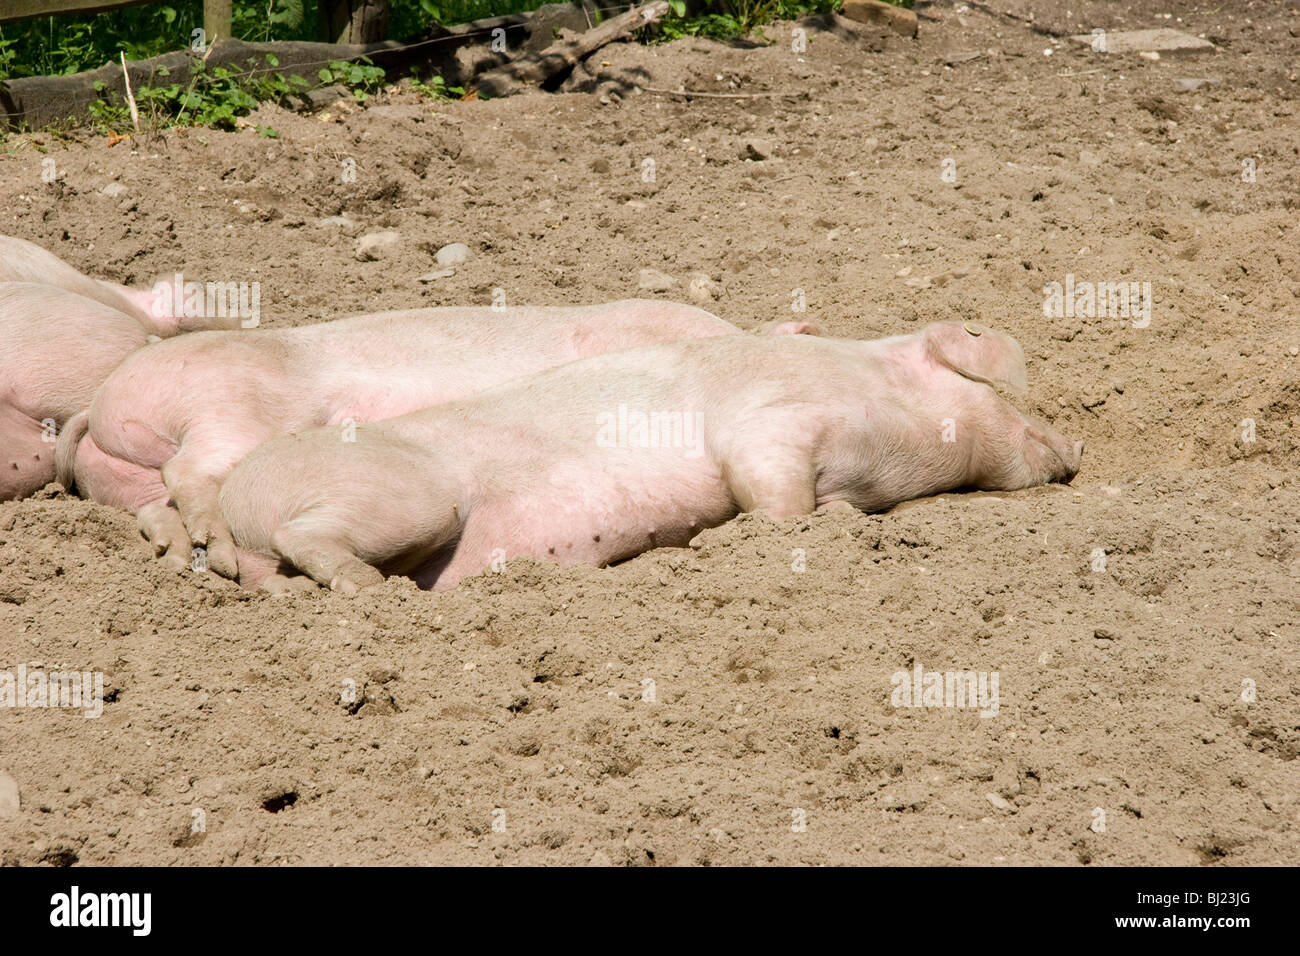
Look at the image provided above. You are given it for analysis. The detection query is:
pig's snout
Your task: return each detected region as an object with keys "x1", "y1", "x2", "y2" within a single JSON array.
[
  {"x1": 1064, "y1": 439, "x2": 1085, "y2": 481},
  {"x1": 1023, "y1": 424, "x2": 1084, "y2": 485},
  {"x1": 1046, "y1": 435, "x2": 1085, "y2": 484}
]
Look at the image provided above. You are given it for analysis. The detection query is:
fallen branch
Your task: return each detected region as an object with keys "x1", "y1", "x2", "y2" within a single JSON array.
[{"x1": 476, "y1": 0, "x2": 669, "y2": 98}]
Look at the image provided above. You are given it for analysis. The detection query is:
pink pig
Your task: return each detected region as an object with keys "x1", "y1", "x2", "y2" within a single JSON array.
[
  {"x1": 0, "y1": 235, "x2": 239, "y2": 336},
  {"x1": 218, "y1": 321, "x2": 1084, "y2": 594},
  {"x1": 1, "y1": 235, "x2": 246, "y2": 499},
  {"x1": 59, "y1": 300, "x2": 792, "y2": 581}
]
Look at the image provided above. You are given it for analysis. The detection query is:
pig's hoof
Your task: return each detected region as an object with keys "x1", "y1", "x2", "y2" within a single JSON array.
[
  {"x1": 330, "y1": 562, "x2": 384, "y2": 597},
  {"x1": 262, "y1": 573, "x2": 320, "y2": 597},
  {"x1": 206, "y1": 539, "x2": 240, "y2": 580},
  {"x1": 158, "y1": 550, "x2": 189, "y2": 573}
]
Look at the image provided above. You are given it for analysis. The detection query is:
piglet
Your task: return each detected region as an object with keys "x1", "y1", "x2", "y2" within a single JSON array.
[
  {"x1": 219, "y1": 321, "x2": 1084, "y2": 594},
  {"x1": 60, "y1": 300, "x2": 776, "y2": 581}
]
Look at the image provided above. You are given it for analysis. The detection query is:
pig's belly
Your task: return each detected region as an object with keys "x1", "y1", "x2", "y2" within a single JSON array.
[{"x1": 418, "y1": 458, "x2": 737, "y2": 590}]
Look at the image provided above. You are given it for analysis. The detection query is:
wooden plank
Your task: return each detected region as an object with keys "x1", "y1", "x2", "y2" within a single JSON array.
[
  {"x1": 202, "y1": 0, "x2": 232, "y2": 42},
  {"x1": 0, "y1": 0, "x2": 159, "y2": 24}
]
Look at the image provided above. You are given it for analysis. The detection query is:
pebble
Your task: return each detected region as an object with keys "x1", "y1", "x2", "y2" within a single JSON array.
[
  {"x1": 687, "y1": 272, "x2": 722, "y2": 302},
  {"x1": 354, "y1": 230, "x2": 401, "y2": 262},
  {"x1": 985, "y1": 792, "x2": 1014, "y2": 812},
  {"x1": 417, "y1": 269, "x2": 457, "y2": 282},
  {"x1": 318, "y1": 215, "x2": 358, "y2": 233},
  {"x1": 638, "y1": 268, "x2": 676, "y2": 292},
  {"x1": 100, "y1": 182, "x2": 128, "y2": 198},
  {"x1": 435, "y1": 242, "x2": 471, "y2": 266},
  {"x1": 0, "y1": 771, "x2": 19, "y2": 817}
]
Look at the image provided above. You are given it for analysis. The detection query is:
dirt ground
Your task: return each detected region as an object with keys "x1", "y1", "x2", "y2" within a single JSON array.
[{"x1": 1, "y1": 0, "x2": 1297, "y2": 866}]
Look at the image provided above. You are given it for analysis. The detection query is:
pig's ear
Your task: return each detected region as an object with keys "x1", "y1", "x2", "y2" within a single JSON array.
[
  {"x1": 767, "y1": 321, "x2": 823, "y2": 336},
  {"x1": 923, "y1": 322, "x2": 1028, "y2": 394}
]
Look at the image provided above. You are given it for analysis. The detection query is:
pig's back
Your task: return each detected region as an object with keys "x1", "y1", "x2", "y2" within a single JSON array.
[
  {"x1": 0, "y1": 282, "x2": 149, "y2": 421},
  {"x1": 0, "y1": 236, "x2": 148, "y2": 323}
]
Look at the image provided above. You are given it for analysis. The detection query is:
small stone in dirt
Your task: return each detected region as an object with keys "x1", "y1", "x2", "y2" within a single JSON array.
[
  {"x1": 1093, "y1": 627, "x2": 1119, "y2": 641},
  {"x1": 638, "y1": 268, "x2": 676, "y2": 292},
  {"x1": 435, "y1": 242, "x2": 472, "y2": 266},
  {"x1": 318, "y1": 215, "x2": 357, "y2": 233},
  {"x1": 1079, "y1": 149, "x2": 1101, "y2": 166},
  {"x1": 740, "y1": 139, "x2": 775, "y2": 161},
  {"x1": 354, "y1": 231, "x2": 401, "y2": 262},
  {"x1": 0, "y1": 771, "x2": 20, "y2": 817},
  {"x1": 100, "y1": 182, "x2": 128, "y2": 198},
  {"x1": 687, "y1": 272, "x2": 722, "y2": 302},
  {"x1": 417, "y1": 269, "x2": 456, "y2": 282},
  {"x1": 589, "y1": 850, "x2": 614, "y2": 866},
  {"x1": 1067, "y1": 29, "x2": 1214, "y2": 54},
  {"x1": 1171, "y1": 78, "x2": 1215, "y2": 93},
  {"x1": 985, "y1": 793, "x2": 1014, "y2": 812}
]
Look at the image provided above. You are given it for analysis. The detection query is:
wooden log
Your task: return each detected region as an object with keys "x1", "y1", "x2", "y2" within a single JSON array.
[
  {"x1": 475, "y1": 0, "x2": 669, "y2": 98},
  {"x1": 0, "y1": 15, "x2": 535, "y2": 131},
  {"x1": 0, "y1": 0, "x2": 157, "y2": 23},
  {"x1": 839, "y1": 0, "x2": 918, "y2": 38}
]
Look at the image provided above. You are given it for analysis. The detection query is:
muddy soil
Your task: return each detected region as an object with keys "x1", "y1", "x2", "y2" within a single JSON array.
[{"x1": 1, "y1": 0, "x2": 1297, "y2": 865}]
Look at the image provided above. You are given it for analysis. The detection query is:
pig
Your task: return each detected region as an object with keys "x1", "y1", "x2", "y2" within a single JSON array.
[
  {"x1": 1, "y1": 283, "x2": 170, "y2": 501},
  {"x1": 0, "y1": 235, "x2": 239, "y2": 336},
  {"x1": 58, "y1": 300, "x2": 798, "y2": 582},
  {"x1": 218, "y1": 321, "x2": 1085, "y2": 595},
  {"x1": 0, "y1": 235, "x2": 248, "y2": 499}
]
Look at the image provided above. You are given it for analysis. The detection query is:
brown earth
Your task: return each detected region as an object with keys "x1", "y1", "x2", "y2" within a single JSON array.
[{"x1": 1, "y1": 0, "x2": 1297, "y2": 866}]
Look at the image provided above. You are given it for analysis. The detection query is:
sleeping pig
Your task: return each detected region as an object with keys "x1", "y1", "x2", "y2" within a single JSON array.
[{"x1": 217, "y1": 322, "x2": 1084, "y2": 593}]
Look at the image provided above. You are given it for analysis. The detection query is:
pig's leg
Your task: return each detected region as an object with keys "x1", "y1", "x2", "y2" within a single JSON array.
[
  {"x1": 159, "y1": 432, "x2": 262, "y2": 579},
  {"x1": 267, "y1": 524, "x2": 386, "y2": 596},
  {"x1": 137, "y1": 499, "x2": 195, "y2": 571},
  {"x1": 232, "y1": 548, "x2": 318, "y2": 595},
  {"x1": 0, "y1": 407, "x2": 54, "y2": 501},
  {"x1": 719, "y1": 417, "x2": 819, "y2": 518},
  {"x1": 68, "y1": 427, "x2": 194, "y2": 570}
]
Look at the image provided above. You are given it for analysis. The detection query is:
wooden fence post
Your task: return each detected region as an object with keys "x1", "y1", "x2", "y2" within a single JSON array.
[
  {"x1": 320, "y1": 0, "x2": 390, "y2": 45},
  {"x1": 203, "y1": 0, "x2": 232, "y2": 44}
]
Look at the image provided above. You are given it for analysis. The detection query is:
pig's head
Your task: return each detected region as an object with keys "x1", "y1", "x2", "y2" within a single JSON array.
[
  {"x1": 919, "y1": 322, "x2": 1083, "y2": 488},
  {"x1": 922, "y1": 321, "x2": 1028, "y2": 395}
]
